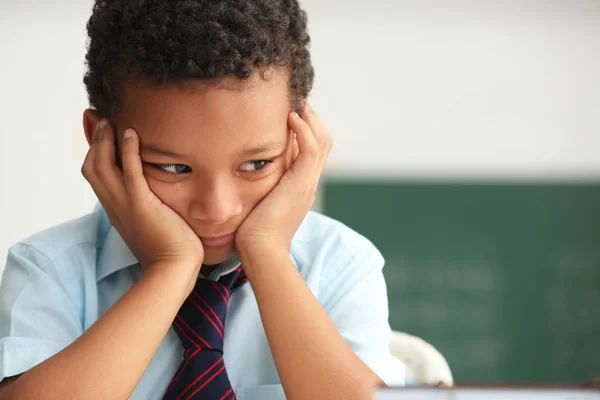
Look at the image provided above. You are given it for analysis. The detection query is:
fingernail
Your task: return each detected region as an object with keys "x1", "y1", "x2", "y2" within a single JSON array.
[
  {"x1": 97, "y1": 118, "x2": 108, "y2": 132},
  {"x1": 292, "y1": 112, "x2": 300, "y2": 119},
  {"x1": 124, "y1": 129, "x2": 134, "y2": 139}
]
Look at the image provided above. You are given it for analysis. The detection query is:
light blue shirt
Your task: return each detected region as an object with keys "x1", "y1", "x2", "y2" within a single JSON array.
[{"x1": 0, "y1": 208, "x2": 405, "y2": 399}]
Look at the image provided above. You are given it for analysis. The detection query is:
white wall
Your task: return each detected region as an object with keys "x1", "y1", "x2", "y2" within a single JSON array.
[
  {"x1": 303, "y1": 0, "x2": 600, "y2": 179},
  {"x1": 1, "y1": 0, "x2": 600, "y2": 276}
]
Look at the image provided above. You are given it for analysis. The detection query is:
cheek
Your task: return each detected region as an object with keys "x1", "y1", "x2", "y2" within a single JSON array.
[
  {"x1": 143, "y1": 166, "x2": 287, "y2": 219},
  {"x1": 145, "y1": 177, "x2": 189, "y2": 212},
  {"x1": 240, "y1": 167, "x2": 286, "y2": 211}
]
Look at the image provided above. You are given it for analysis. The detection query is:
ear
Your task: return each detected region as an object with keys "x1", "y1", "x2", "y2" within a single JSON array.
[{"x1": 82, "y1": 109, "x2": 103, "y2": 146}]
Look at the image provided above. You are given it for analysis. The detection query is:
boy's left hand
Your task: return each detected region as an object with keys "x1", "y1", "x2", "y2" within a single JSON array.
[{"x1": 235, "y1": 104, "x2": 332, "y2": 262}]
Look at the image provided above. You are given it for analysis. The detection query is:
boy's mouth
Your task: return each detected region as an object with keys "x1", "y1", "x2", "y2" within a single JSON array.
[{"x1": 199, "y1": 232, "x2": 235, "y2": 248}]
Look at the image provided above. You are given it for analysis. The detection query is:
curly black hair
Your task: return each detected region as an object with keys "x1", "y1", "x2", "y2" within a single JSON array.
[{"x1": 83, "y1": 0, "x2": 314, "y2": 118}]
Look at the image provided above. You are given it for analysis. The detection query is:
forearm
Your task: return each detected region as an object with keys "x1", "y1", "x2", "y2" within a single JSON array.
[
  {"x1": 242, "y1": 249, "x2": 384, "y2": 400},
  {"x1": 6, "y1": 265, "x2": 192, "y2": 400}
]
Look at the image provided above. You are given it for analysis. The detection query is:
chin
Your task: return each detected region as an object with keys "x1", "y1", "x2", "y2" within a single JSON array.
[{"x1": 203, "y1": 245, "x2": 236, "y2": 266}]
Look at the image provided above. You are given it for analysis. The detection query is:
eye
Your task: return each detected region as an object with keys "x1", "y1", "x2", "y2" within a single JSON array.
[
  {"x1": 155, "y1": 164, "x2": 191, "y2": 174},
  {"x1": 238, "y1": 160, "x2": 273, "y2": 174}
]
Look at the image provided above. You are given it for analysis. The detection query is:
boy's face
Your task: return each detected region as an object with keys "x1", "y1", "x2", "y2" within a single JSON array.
[{"x1": 112, "y1": 70, "x2": 295, "y2": 265}]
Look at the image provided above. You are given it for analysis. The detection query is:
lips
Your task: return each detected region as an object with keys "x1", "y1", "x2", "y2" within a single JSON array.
[{"x1": 199, "y1": 232, "x2": 235, "y2": 248}]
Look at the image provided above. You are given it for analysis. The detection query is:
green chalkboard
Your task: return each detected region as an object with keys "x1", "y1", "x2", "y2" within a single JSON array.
[{"x1": 322, "y1": 179, "x2": 600, "y2": 384}]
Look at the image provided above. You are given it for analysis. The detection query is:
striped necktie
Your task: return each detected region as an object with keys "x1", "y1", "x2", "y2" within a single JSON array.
[{"x1": 163, "y1": 267, "x2": 248, "y2": 400}]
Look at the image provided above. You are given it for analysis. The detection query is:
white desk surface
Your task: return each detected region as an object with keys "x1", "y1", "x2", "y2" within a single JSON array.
[{"x1": 375, "y1": 387, "x2": 600, "y2": 400}]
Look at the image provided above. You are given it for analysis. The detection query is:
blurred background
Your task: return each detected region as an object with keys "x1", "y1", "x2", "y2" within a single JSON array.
[{"x1": 1, "y1": 0, "x2": 599, "y2": 385}]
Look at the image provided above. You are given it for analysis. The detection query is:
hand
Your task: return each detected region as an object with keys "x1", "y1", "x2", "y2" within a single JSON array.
[
  {"x1": 235, "y1": 104, "x2": 332, "y2": 260},
  {"x1": 81, "y1": 120, "x2": 204, "y2": 280}
]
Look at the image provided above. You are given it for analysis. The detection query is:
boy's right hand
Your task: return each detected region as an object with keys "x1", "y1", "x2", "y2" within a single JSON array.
[{"x1": 81, "y1": 119, "x2": 204, "y2": 283}]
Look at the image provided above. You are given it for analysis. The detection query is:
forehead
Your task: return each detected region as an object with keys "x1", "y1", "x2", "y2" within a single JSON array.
[{"x1": 116, "y1": 70, "x2": 291, "y2": 153}]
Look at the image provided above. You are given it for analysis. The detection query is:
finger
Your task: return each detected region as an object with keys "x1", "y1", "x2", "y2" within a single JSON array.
[
  {"x1": 287, "y1": 111, "x2": 319, "y2": 194},
  {"x1": 92, "y1": 117, "x2": 104, "y2": 143},
  {"x1": 293, "y1": 132, "x2": 299, "y2": 159},
  {"x1": 82, "y1": 125, "x2": 125, "y2": 232},
  {"x1": 298, "y1": 104, "x2": 332, "y2": 164},
  {"x1": 288, "y1": 111, "x2": 318, "y2": 162},
  {"x1": 81, "y1": 121, "x2": 98, "y2": 179},
  {"x1": 283, "y1": 130, "x2": 297, "y2": 169},
  {"x1": 300, "y1": 109, "x2": 331, "y2": 198},
  {"x1": 121, "y1": 128, "x2": 151, "y2": 202},
  {"x1": 300, "y1": 104, "x2": 326, "y2": 143},
  {"x1": 82, "y1": 120, "x2": 110, "y2": 200},
  {"x1": 299, "y1": 104, "x2": 332, "y2": 169},
  {"x1": 93, "y1": 119, "x2": 127, "y2": 200}
]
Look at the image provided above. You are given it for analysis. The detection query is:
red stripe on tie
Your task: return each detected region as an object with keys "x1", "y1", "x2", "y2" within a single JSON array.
[
  {"x1": 183, "y1": 365, "x2": 226, "y2": 400},
  {"x1": 175, "y1": 315, "x2": 211, "y2": 348},
  {"x1": 173, "y1": 320, "x2": 201, "y2": 348},
  {"x1": 164, "y1": 347, "x2": 202, "y2": 394},
  {"x1": 193, "y1": 290, "x2": 225, "y2": 330},
  {"x1": 187, "y1": 295, "x2": 223, "y2": 339},
  {"x1": 192, "y1": 290, "x2": 224, "y2": 330},
  {"x1": 211, "y1": 281, "x2": 229, "y2": 305},
  {"x1": 174, "y1": 356, "x2": 223, "y2": 400},
  {"x1": 218, "y1": 388, "x2": 233, "y2": 400}
]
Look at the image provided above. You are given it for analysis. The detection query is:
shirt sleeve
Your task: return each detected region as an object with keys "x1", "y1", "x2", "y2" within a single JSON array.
[
  {"x1": 0, "y1": 244, "x2": 83, "y2": 381},
  {"x1": 319, "y1": 234, "x2": 406, "y2": 387}
]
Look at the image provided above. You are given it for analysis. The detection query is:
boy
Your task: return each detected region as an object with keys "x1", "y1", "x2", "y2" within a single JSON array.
[{"x1": 0, "y1": 1, "x2": 405, "y2": 399}]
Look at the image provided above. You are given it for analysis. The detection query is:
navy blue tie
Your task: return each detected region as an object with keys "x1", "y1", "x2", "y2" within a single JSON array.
[{"x1": 163, "y1": 267, "x2": 248, "y2": 400}]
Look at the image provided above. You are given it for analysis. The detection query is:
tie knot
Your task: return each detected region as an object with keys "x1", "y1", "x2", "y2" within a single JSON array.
[{"x1": 172, "y1": 267, "x2": 248, "y2": 351}]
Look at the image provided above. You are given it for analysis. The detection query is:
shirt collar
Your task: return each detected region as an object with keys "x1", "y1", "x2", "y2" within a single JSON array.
[
  {"x1": 95, "y1": 205, "x2": 138, "y2": 282},
  {"x1": 201, "y1": 253, "x2": 241, "y2": 281}
]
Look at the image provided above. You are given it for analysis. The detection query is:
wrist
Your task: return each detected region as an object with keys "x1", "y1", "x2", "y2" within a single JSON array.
[
  {"x1": 143, "y1": 260, "x2": 200, "y2": 297},
  {"x1": 238, "y1": 245, "x2": 291, "y2": 274}
]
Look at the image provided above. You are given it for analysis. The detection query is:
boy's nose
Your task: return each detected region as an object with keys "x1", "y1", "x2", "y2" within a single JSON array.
[{"x1": 187, "y1": 182, "x2": 243, "y2": 225}]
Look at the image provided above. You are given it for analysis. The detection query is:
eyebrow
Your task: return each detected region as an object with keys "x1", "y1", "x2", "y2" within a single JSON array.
[
  {"x1": 141, "y1": 141, "x2": 287, "y2": 158},
  {"x1": 243, "y1": 141, "x2": 286, "y2": 156},
  {"x1": 141, "y1": 144, "x2": 187, "y2": 158}
]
